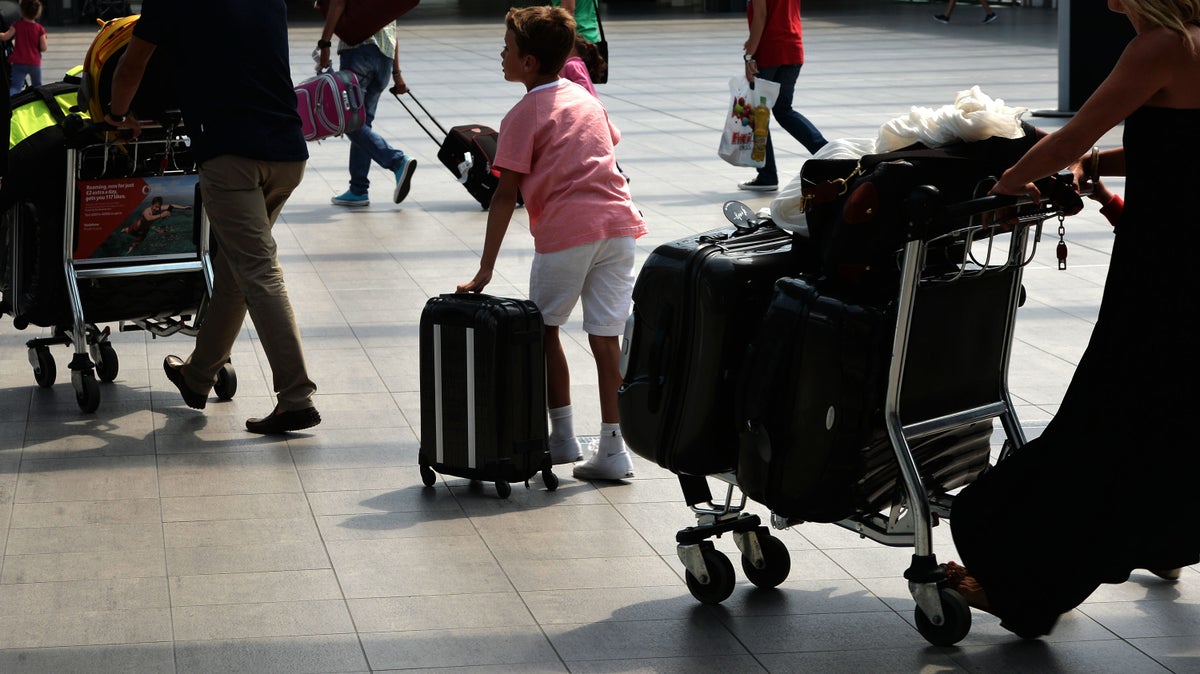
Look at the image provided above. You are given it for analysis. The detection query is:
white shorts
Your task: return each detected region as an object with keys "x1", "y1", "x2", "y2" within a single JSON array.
[{"x1": 529, "y1": 236, "x2": 636, "y2": 336}]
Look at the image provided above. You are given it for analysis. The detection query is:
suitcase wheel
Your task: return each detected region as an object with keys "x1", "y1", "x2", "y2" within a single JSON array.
[
  {"x1": 419, "y1": 464, "x2": 437, "y2": 487},
  {"x1": 542, "y1": 468, "x2": 558, "y2": 492},
  {"x1": 495, "y1": 480, "x2": 512, "y2": 499},
  {"x1": 740, "y1": 533, "x2": 791, "y2": 589},
  {"x1": 683, "y1": 544, "x2": 736, "y2": 605},
  {"x1": 30, "y1": 346, "x2": 55, "y2": 388},
  {"x1": 914, "y1": 586, "x2": 972, "y2": 646}
]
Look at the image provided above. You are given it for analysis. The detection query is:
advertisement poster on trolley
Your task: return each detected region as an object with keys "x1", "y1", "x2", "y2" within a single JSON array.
[{"x1": 75, "y1": 174, "x2": 201, "y2": 264}]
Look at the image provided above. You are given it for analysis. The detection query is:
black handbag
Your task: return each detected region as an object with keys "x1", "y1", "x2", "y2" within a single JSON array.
[{"x1": 593, "y1": 0, "x2": 608, "y2": 83}]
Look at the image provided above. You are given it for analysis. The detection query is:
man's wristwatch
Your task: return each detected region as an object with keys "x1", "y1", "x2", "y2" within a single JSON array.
[
  {"x1": 743, "y1": 53, "x2": 756, "y2": 62},
  {"x1": 109, "y1": 110, "x2": 128, "y2": 123},
  {"x1": 317, "y1": 39, "x2": 332, "y2": 49}
]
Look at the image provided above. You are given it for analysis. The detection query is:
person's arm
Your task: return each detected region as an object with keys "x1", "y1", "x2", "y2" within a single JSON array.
[
  {"x1": 561, "y1": 0, "x2": 577, "y2": 11},
  {"x1": 38, "y1": 27, "x2": 47, "y2": 52},
  {"x1": 457, "y1": 169, "x2": 521, "y2": 293},
  {"x1": 391, "y1": 30, "x2": 408, "y2": 95},
  {"x1": 318, "y1": 0, "x2": 345, "y2": 72},
  {"x1": 744, "y1": 0, "x2": 767, "y2": 81},
  {"x1": 0, "y1": 25, "x2": 14, "y2": 41},
  {"x1": 992, "y1": 28, "x2": 1175, "y2": 199},
  {"x1": 108, "y1": 35, "x2": 156, "y2": 136}
]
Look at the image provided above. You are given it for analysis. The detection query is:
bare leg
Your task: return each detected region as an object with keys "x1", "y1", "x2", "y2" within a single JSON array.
[
  {"x1": 944, "y1": 0, "x2": 957, "y2": 16},
  {"x1": 980, "y1": 0, "x2": 992, "y2": 13},
  {"x1": 589, "y1": 334, "x2": 621, "y2": 424},
  {"x1": 545, "y1": 325, "x2": 571, "y2": 409}
]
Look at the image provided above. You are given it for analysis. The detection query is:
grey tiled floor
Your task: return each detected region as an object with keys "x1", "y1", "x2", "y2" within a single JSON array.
[{"x1": 2, "y1": 1, "x2": 1196, "y2": 672}]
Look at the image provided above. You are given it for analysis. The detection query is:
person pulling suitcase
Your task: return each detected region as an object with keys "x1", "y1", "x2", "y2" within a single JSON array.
[
  {"x1": 318, "y1": 2, "x2": 417, "y2": 208},
  {"x1": 457, "y1": 6, "x2": 647, "y2": 481}
]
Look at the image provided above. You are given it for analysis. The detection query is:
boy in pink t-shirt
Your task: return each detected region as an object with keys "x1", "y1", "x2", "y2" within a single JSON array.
[{"x1": 458, "y1": 6, "x2": 647, "y2": 481}]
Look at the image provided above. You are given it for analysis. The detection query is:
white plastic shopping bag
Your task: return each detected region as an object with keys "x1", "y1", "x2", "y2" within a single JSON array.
[{"x1": 718, "y1": 76, "x2": 781, "y2": 168}]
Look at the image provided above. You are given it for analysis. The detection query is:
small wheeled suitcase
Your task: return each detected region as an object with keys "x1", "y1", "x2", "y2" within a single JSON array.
[
  {"x1": 737, "y1": 276, "x2": 992, "y2": 523},
  {"x1": 391, "y1": 90, "x2": 501, "y2": 210},
  {"x1": 617, "y1": 216, "x2": 804, "y2": 476},
  {"x1": 418, "y1": 293, "x2": 557, "y2": 498},
  {"x1": 295, "y1": 69, "x2": 366, "y2": 142}
]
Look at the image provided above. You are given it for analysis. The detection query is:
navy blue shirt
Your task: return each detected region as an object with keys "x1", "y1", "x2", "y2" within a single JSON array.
[{"x1": 134, "y1": 0, "x2": 307, "y2": 164}]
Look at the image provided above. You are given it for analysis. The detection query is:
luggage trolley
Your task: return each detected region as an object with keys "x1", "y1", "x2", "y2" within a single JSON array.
[
  {"x1": 669, "y1": 181, "x2": 1081, "y2": 647},
  {"x1": 12, "y1": 115, "x2": 236, "y2": 412}
]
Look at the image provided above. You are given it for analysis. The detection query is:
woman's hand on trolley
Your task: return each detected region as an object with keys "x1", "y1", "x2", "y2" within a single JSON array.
[
  {"x1": 989, "y1": 169, "x2": 1041, "y2": 205},
  {"x1": 104, "y1": 111, "x2": 143, "y2": 139}
]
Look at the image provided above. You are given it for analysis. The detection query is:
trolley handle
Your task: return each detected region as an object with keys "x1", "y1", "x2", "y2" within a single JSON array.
[{"x1": 909, "y1": 173, "x2": 1083, "y2": 241}]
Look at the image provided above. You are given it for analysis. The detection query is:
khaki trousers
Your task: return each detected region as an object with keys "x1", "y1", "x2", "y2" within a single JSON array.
[{"x1": 181, "y1": 155, "x2": 316, "y2": 411}]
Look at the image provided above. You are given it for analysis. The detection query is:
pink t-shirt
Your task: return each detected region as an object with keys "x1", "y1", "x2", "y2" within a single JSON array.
[
  {"x1": 495, "y1": 79, "x2": 646, "y2": 254},
  {"x1": 559, "y1": 56, "x2": 597, "y2": 98}
]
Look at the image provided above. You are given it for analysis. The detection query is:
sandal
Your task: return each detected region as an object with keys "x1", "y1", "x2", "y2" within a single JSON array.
[{"x1": 943, "y1": 561, "x2": 992, "y2": 613}]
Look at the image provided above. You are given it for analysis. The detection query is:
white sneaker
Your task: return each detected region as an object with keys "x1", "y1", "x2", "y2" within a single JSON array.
[
  {"x1": 573, "y1": 445, "x2": 634, "y2": 481},
  {"x1": 549, "y1": 436, "x2": 583, "y2": 464}
]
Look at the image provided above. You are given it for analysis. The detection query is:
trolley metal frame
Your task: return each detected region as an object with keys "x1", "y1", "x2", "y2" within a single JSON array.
[
  {"x1": 12, "y1": 116, "x2": 227, "y2": 412},
  {"x1": 670, "y1": 185, "x2": 1077, "y2": 646}
]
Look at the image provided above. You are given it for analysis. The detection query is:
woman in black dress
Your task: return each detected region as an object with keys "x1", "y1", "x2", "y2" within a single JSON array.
[{"x1": 949, "y1": 0, "x2": 1200, "y2": 638}]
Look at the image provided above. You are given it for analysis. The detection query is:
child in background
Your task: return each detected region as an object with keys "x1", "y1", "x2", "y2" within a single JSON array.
[
  {"x1": 0, "y1": 0, "x2": 48, "y2": 96},
  {"x1": 458, "y1": 6, "x2": 647, "y2": 481},
  {"x1": 559, "y1": 34, "x2": 627, "y2": 181},
  {"x1": 560, "y1": 34, "x2": 604, "y2": 97}
]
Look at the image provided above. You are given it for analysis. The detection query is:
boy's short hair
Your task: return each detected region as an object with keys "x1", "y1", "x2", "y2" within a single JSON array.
[{"x1": 505, "y1": 6, "x2": 576, "y2": 76}]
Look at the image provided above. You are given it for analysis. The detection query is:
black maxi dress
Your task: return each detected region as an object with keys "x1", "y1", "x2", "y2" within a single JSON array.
[{"x1": 950, "y1": 106, "x2": 1200, "y2": 638}]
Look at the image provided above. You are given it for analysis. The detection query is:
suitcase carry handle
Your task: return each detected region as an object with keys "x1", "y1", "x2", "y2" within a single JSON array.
[{"x1": 391, "y1": 88, "x2": 449, "y2": 146}]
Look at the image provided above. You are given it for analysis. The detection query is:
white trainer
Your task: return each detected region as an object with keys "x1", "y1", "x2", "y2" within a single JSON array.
[
  {"x1": 549, "y1": 436, "x2": 583, "y2": 464},
  {"x1": 573, "y1": 445, "x2": 634, "y2": 481}
]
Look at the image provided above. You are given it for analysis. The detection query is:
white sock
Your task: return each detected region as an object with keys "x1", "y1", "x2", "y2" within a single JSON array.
[
  {"x1": 599, "y1": 422, "x2": 626, "y2": 454},
  {"x1": 549, "y1": 405, "x2": 574, "y2": 446}
]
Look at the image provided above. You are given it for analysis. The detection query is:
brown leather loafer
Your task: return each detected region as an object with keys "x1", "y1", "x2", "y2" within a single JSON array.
[
  {"x1": 245, "y1": 406, "x2": 321, "y2": 434},
  {"x1": 163, "y1": 355, "x2": 207, "y2": 409}
]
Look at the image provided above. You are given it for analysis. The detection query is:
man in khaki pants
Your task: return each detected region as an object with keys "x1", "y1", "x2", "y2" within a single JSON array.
[{"x1": 105, "y1": 0, "x2": 320, "y2": 434}]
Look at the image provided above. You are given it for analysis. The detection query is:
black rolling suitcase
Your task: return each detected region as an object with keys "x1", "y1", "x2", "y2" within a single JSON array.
[
  {"x1": 391, "y1": 90, "x2": 501, "y2": 210},
  {"x1": 617, "y1": 219, "x2": 802, "y2": 476},
  {"x1": 737, "y1": 276, "x2": 991, "y2": 523},
  {"x1": 418, "y1": 293, "x2": 557, "y2": 498}
]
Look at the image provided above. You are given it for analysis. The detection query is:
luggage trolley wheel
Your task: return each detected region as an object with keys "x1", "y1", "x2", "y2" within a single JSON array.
[
  {"x1": 74, "y1": 370, "x2": 101, "y2": 413},
  {"x1": 914, "y1": 587, "x2": 972, "y2": 647},
  {"x1": 683, "y1": 542, "x2": 736, "y2": 605},
  {"x1": 30, "y1": 346, "x2": 56, "y2": 388},
  {"x1": 740, "y1": 532, "x2": 791, "y2": 589},
  {"x1": 214, "y1": 362, "x2": 238, "y2": 400},
  {"x1": 542, "y1": 468, "x2": 559, "y2": 492},
  {"x1": 94, "y1": 342, "x2": 119, "y2": 383}
]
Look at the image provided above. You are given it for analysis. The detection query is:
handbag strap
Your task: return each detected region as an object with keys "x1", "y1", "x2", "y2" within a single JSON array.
[{"x1": 594, "y1": 0, "x2": 605, "y2": 42}]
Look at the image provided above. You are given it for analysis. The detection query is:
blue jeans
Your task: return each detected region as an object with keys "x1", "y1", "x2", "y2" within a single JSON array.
[
  {"x1": 339, "y1": 45, "x2": 407, "y2": 195},
  {"x1": 755, "y1": 64, "x2": 827, "y2": 184},
  {"x1": 9, "y1": 64, "x2": 40, "y2": 96}
]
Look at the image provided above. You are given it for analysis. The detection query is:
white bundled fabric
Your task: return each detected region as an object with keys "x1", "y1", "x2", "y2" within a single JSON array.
[
  {"x1": 770, "y1": 87, "x2": 1027, "y2": 236},
  {"x1": 875, "y1": 85, "x2": 1028, "y2": 154}
]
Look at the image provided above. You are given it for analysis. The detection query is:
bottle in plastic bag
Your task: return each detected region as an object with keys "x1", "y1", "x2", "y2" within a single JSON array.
[
  {"x1": 751, "y1": 96, "x2": 770, "y2": 163},
  {"x1": 457, "y1": 157, "x2": 473, "y2": 184}
]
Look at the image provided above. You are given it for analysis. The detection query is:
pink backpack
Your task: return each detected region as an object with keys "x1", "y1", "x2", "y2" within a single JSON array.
[{"x1": 295, "y1": 70, "x2": 366, "y2": 142}]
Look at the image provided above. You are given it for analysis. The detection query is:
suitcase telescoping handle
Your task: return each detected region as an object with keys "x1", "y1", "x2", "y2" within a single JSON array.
[{"x1": 391, "y1": 88, "x2": 448, "y2": 147}]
